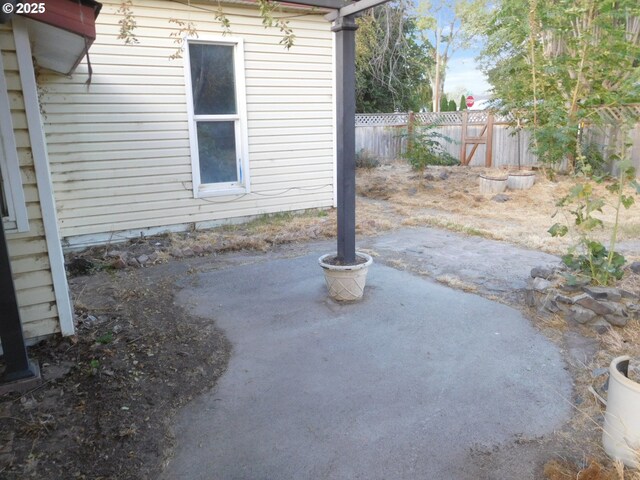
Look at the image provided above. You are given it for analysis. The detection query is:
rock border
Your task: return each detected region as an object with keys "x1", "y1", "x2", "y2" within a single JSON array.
[{"x1": 525, "y1": 265, "x2": 639, "y2": 328}]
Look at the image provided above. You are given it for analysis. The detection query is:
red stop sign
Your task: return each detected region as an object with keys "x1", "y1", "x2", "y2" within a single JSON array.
[{"x1": 466, "y1": 95, "x2": 475, "y2": 108}]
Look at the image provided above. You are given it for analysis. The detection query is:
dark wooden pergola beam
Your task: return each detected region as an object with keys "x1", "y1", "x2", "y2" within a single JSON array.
[{"x1": 288, "y1": 0, "x2": 391, "y2": 263}]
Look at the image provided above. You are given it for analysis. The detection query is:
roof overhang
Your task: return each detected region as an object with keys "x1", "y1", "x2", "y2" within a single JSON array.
[{"x1": 19, "y1": 0, "x2": 102, "y2": 75}]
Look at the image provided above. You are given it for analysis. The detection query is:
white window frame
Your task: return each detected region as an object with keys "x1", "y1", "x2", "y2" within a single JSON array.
[
  {"x1": 0, "y1": 52, "x2": 29, "y2": 233},
  {"x1": 184, "y1": 37, "x2": 250, "y2": 198}
]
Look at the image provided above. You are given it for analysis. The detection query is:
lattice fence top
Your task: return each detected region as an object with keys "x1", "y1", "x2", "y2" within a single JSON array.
[
  {"x1": 355, "y1": 113, "x2": 409, "y2": 126},
  {"x1": 595, "y1": 105, "x2": 640, "y2": 124},
  {"x1": 356, "y1": 110, "x2": 503, "y2": 126},
  {"x1": 415, "y1": 112, "x2": 461, "y2": 124},
  {"x1": 356, "y1": 106, "x2": 640, "y2": 127}
]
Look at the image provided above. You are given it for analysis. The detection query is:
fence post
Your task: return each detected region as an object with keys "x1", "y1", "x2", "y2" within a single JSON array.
[
  {"x1": 407, "y1": 111, "x2": 415, "y2": 154},
  {"x1": 460, "y1": 111, "x2": 468, "y2": 165},
  {"x1": 485, "y1": 112, "x2": 494, "y2": 167}
]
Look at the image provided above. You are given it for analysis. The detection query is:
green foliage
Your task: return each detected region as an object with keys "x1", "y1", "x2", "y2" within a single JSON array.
[
  {"x1": 96, "y1": 332, "x2": 114, "y2": 345},
  {"x1": 576, "y1": 142, "x2": 606, "y2": 177},
  {"x1": 560, "y1": 242, "x2": 626, "y2": 286},
  {"x1": 448, "y1": 99, "x2": 457, "y2": 111},
  {"x1": 402, "y1": 122, "x2": 459, "y2": 171},
  {"x1": 439, "y1": 94, "x2": 449, "y2": 112},
  {"x1": 356, "y1": 2, "x2": 433, "y2": 113},
  {"x1": 549, "y1": 161, "x2": 638, "y2": 285},
  {"x1": 459, "y1": 94, "x2": 467, "y2": 111},
  {"x1": 479, "y1": 0, "x2": 640, "y2": 168}
]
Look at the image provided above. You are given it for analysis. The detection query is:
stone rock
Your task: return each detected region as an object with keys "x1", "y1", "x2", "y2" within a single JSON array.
[
  {"x1": 424, "y1": 173, "x2": 435, "y2": 181},
  {"x1": 491, "y1": 194, "x2": 510, "y2": 203},
  {"x1": 531, "y1": 266, "x2": 554, "y2": 280},
  {"x1": 111, "y1": 257, "x2": 127, "y2": 269},
  {"x1": 605, "y1": 314, "x2": 629, "y2": 327},
  {"x1": 107, "y1": 250, "x2": 122, "y2": 258},
  {"x1": 583, "y1": 286, "x2": 622, "y2": 302},
  {"x1": 407, "y1": 187, "x2": 418, "y2": 196},
  {"x1": 137, "y1": 254, "x2": 149, "y2": 265},
  {"x1": 574, "y1": 293, "x2": 614, "y2": 316},
  {"x1": 439, "y1": 171, "x2": 450, "y2": 181},
  {"x1": 532, "y1": 277, "x2": 552, "y2": 292},
  {"x1": 192, "y1": 245, "x2": 204, "y2": 255},
  {"x1": 203, "y1": 244, "x2": 215, "y2": 253},
  {"x1": 171, "y1": 248, "x2": 184, "y2": 258},
  {"x1": 127, "y1": 257, "x2": 140, "y2": 267},
  {"x1": 593, "y1": 322, "x2": 612, "y2": 335},
  {"x1": 602, "y1": 302, "x2": 629, "y2": 327},
  {"x1": 182, "y1": 248, "x2": 195, "y2": 258},
  {"x1": 619, "y1": 289, "x2": 639, "y2": 300},
  {"x1": 540, "y1": 298, "x2": 559, "y2": 313},
  {"x1": 568, "y1": 305, "x2": 598, "y2": 325},
  {"x1": 554, "y1": 293, "x2": 575, "y2": 304},
  {"x1": 630, "y1": 261, "x2": 640, "y2": 274},
  {"x1": 148, "y1": 252, "x2": 159, "y2": 263},
  {"x1": 524, "y1": 288, "x2": 536, "y2": 307}
]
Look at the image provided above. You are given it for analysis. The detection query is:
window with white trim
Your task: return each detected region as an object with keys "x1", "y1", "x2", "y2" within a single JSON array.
[{"x1": 185, "y1": 38, "x2": 250, "y2": 197}]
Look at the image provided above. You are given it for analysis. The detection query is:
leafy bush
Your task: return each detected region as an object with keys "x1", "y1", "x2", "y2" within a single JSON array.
[
  {"x1": 401, "y1": 123, "x2": 459, "y2": 171},
  {"x1": 575, "y1": 141, "x2": 606, "y2": 177},
  {"x1": 355, "y1": 149, "x2": 380, "y2": 169},
  {"x1": 549, "y1": 160, "x2": 639, "y2": 286}
]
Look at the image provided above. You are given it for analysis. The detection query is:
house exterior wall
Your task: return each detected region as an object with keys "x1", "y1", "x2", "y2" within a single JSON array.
[
  {"x1": 1, "y1": 23, "x2": 61, "y2": 339},
  {"x1": 38, "y1": 0, "x2": 335, "y2": 248}
]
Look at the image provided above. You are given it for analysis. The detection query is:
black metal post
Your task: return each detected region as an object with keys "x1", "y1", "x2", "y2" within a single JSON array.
[
  {"x1": 333, "y1": 15, "x2": 358, "y2": 264},
  {"x1": 0, "y1": 217, "x2": 38, "y2": 383}
]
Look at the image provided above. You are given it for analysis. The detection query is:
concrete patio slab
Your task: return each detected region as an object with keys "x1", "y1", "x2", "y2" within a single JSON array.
[{"x1": 162, "y1": 251, "x2": 572, "y2": 479}]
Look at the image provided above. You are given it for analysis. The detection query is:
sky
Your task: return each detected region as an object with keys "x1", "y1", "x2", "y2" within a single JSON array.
[
  {"x1": 417, "y1": 0, "x2": 493, "y2": 109},
  {"x1": 445, "y1": 51, "x2": 491, "y2": 108}
]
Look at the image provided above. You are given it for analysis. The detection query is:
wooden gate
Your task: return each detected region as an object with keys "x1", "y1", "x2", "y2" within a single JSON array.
[{"x1": 460, "y1": 111, "x2": 494, "y2": 166}]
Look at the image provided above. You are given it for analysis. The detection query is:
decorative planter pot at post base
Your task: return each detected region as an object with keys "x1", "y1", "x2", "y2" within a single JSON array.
[
  {"x1": 318, "y1": 252, "x2": 373, "y2": 301},
  {"x1": 603, "y1": 355, "x2": 640, "y2": 468}
]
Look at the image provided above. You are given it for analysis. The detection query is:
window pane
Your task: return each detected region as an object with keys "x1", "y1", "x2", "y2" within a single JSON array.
[
  {"x1": 189, "y1": 44, "x2": 236, "y2": 115},
  {"x1": 196, "y1": 121, "x2": 238, "y2": 184}
]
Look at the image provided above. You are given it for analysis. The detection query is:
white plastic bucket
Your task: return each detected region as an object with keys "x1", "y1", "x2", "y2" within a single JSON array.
[
  {"x1": 603, "y1": 356, "x2": 640, "y2": 468},
  {"x1": 318, "y1": 252, "x2": 373, "y2": 301}
]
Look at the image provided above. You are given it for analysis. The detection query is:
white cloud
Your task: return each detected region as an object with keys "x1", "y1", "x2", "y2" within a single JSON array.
[{"x1": 444, "y1": 56, "x2": 491, "y2": 100}]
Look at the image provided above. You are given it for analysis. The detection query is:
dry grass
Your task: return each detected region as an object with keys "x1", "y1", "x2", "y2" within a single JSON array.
[
  {"x1": 357, "y1": 162, "x2": 640, "y2": 257},
  {"x1": 167, "y1": 202, "x2": 392, "y2": 254},
  {"x1": 435, "y1": 274, "x2": 479, "y2": 293}
]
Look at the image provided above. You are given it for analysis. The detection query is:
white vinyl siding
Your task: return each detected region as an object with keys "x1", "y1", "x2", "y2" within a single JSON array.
[
  {"x1": 1, "y1": 23, "x2": 60, "y2": 339},
  {"x1": 39, "y1": 0, "x2": 335, "y2": 245}
]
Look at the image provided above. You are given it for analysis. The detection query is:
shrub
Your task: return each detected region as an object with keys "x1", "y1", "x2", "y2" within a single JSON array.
[
  {"x1": 401, "y1": 123, "x2": 459, "y2": 171},
  {"x1": 355, "y1": 148, "x2": 380, "y2": 169}
]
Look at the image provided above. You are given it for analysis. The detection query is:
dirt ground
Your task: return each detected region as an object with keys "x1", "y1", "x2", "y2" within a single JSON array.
[{"x1": 2, "y1": 163, "x2": 640, "y2": 479}]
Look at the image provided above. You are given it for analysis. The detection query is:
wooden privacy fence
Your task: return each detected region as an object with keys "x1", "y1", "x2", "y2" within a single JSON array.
[{"x1": 355, "y1": 109, "x2": 640, "y2": 170}]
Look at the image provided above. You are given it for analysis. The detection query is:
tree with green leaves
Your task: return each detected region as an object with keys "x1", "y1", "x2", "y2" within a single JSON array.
[
  {"x1": 459, "y1": 94, "x2": 466, "y2": 110},
  {"x1": 479, "y1": 0, "x2": 640, "y2": 169},
  {"x1": 416, "y1": 0, "x2": 487, "y2": 112},
  {"x1": 439, "y1": 93, "x2": 449, "y2": 111},
  {"x1": 355, "y1": 1, "x2": 434, "y2": 112}
]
